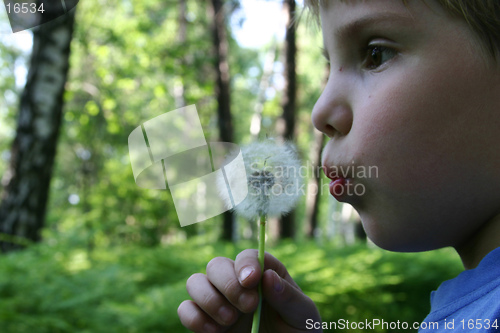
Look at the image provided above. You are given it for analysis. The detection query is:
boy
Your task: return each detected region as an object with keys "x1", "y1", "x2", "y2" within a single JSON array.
[{"x1": 178, "y1": 0, "x2": 500, "y2": 332}]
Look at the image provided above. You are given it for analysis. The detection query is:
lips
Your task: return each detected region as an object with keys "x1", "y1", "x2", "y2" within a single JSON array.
[
  {"x1": 329, "y1": 177, "x2": 346, "y2": 200},
  {"x1": 322, "y1": 164, "x2": 354, "y2": 201}
]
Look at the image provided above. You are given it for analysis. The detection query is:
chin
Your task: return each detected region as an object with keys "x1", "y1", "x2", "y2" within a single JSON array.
[
  {"x1": 368, "y1": 235, "x2": 439, "y2": 253},
  {"x1": 359, "y1": 214, "x2": 443, "y2": 253}
]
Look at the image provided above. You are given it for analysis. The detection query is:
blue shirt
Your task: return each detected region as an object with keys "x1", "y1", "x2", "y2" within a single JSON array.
[{"x1": 419, "y1": 247, "x2": 500, "y2": 332}]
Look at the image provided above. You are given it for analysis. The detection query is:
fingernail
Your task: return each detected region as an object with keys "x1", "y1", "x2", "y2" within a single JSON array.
[
  {"x1": 239, "y1": 266, "x2": 254, "y2": 283},
  {"x1": 203, "y1": 322, "x2": 217, "y2": 333},
  {"x1": 218, "y1": 306, "x2": 234, "y2": 324},
  {"x1": 273, "y1": 271, "x2": 284, "y2": 294}
]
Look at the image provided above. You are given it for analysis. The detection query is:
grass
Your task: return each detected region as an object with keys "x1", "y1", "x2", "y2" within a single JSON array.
[{"x1": 0, "y1": 238, "x2": 463, "y2": 332}]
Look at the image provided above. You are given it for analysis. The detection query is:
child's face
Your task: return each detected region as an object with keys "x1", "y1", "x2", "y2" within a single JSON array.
[{"x1": 313, "y1": 0, "x2": 500, "y2": 252}]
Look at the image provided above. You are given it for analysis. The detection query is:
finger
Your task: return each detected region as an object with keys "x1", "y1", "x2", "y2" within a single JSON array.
[
  {"x1": 186, "y1": 273, "x2": 239, "y2": 327},
  {"x1": 234, "y1": 249, "x2": 300, "y2": 290},
  {"x1": 206, "y1": 257, "x2": 259, "y2": 314},
  {"x1": 234, "y1": 249, "x2": 261, "y2": 288},
  {"x1": 178, "y1": 300, "x2": 222, "y2": 333},
  {"x1": 261, "y1": 269, "x2": 321, "y2": 330}
]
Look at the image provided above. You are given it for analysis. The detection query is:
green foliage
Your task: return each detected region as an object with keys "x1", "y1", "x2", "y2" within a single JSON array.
[
  {"x1": 0, "y1": 2, "x2": 464, "y2": 332},
  {"x1": 49, "y1": 0, "x2": 220, "y2": 247},
  {"x1": 0, "y1": 239, "x2": 462, "y2": 333},
  {"x1": 45, "y1": 0, "x2": 270, "y2": 248},
  {"x1": 0, "y1": 29, "x2": 27, "y2": 181},
  {"x1": 279, "y1": 242, "x2": 463, "y2": 330}
]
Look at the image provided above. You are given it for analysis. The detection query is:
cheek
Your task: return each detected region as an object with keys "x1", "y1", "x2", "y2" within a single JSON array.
[
  {"x1": 350, "y1": 65, "x2": 478, "y2": 195},
  {"x1": 350, "y1": 54, "x2": 500, "y2": 248},
  {"x1": 351, "y1": 83, "x2": 437, "y2": 193}
]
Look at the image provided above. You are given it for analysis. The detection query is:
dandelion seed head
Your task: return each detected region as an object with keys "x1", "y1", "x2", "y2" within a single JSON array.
[{"x1": 221, "y1": 139, "x2": 304, "y2": 220}]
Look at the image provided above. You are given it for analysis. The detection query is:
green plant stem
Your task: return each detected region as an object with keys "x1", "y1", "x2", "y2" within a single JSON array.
[{"x1": 251, "y1": 215, "x2": 266, "y2": 333}]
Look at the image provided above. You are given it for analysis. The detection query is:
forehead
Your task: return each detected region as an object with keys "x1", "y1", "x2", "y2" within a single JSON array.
[
  {"x1": 319, "y1": 0, "x2": 423, "y2": 31},
  {"x1": 320, "y1": 0, "x2": 414, "y2": 18},
  {"x1": 319, "y1": 0, "x2": 462, "y2": 47}
]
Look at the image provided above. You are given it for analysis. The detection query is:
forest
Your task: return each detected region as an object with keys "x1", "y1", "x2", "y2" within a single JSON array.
[{"x1": 0, "y1": 1, "x2": 463, "y2": 332}]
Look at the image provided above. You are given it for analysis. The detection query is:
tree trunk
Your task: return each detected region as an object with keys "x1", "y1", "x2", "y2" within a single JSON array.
[
  {"x1": 305, "y1": 128, "x2": 324, "y2": 238},
  {"x1": 249, "y1": 39, "x2": 277, "y2": 140},
  {"x1": 210, "y1": 0, "x2": 235, "y2": 241},
  {"x1": 174, "y1": 0, "x2": 187, "y2": 109},
  {"x1": 0, "y1": 7, "x2": 76, "y2": 253},
  {"x1": 305, "y1": 63, "x2": 330, "y2": 239},
  {"x1": 278, "y1": 0, "x2": 297, "y2": 239},
  {"x1": 277, "y1": 0, "x2": 297, "y2": 141}
]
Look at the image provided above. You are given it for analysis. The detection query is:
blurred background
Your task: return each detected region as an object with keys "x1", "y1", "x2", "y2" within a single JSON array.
[{"x1": 0, "y1": 0, "x2": 462, "y2": 332}]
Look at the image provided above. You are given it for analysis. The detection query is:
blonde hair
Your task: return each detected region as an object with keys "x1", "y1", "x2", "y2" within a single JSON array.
[{"x1": 304, "y1": 0, "x2": 500, "y2": 59}]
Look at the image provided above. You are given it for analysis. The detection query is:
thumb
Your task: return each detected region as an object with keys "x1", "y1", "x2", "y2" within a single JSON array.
[{"x1": 261, "y1": 269, "x2": 321, "y2": 330}]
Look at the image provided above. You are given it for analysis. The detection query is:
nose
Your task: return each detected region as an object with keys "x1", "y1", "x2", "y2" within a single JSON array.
[{"x1": 311, "y1": 75, "x2": 353, "y2": 138}]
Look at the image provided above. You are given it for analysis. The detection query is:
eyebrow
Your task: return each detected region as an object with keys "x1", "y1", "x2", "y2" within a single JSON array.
[
  {"x1": 321, "y1": 12, "x2": 416, "y2": 61},
  {"x1": 334, "y1": 12, "x2": 415, "y2": 42}
]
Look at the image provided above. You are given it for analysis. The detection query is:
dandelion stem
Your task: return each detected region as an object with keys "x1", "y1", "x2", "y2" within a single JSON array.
[{"x1": 251, "y1": 215, "x2": 266, "y2": 333}]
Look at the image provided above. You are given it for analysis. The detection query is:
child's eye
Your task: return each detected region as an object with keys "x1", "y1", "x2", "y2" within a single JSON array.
[{"x1": 363, "y1": 45, "x2": 397, "y2": 69}]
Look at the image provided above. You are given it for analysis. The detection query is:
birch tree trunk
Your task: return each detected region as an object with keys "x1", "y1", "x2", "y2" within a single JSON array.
[{"x1": 0, "y1": 8, "x2": 76, "y2": 253}]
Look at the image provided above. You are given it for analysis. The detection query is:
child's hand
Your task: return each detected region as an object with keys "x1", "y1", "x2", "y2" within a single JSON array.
[{"x1": 178, "y1": 249, "x2": 322, "y2": 333}]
